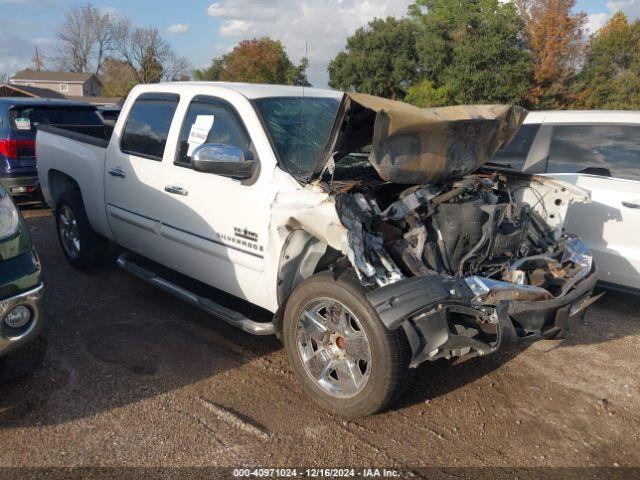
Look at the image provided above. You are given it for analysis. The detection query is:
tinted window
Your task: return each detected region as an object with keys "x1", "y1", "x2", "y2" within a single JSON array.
[
  {"x1": 254, "y1": 97, "x2": 340, "y2": 179},
  {"x1": 9, "y1": 106, "x2": 102, "y2": 132},
  {"x1": 491, "y1": 124, "x2": 540, "y2": 171},
  {"x1": 121, "y1": 94, "x2": 179, "y2": 160},
  {"x1": 176, "y1": 97, "x2": 253, "y2": 166},
  {"x1": 548, "y1": 125, "x2": 640, "y2": 181}
]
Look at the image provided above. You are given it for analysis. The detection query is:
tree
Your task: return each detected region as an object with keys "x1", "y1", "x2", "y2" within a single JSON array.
[
  {"x1": 515, "y1": 0, "x2": 586, "y2": 108},
  {"x1": 408, "y1": 0, "x2": 532, "y2": 106},
  {"x1": 55, "y1": 2, "x2": 113, "y2": 74},
  {"x1": 100, "y1": 58, "x2": 138, "y2": 97},
  {"x1": 32, "y1": 47, "x2": 45, "y2": 71},
  {"x1": 112, "y1": 18, "x2": 190, "y2": 83},
  {"x1": 573, "y1": 12, "x2": 640, "y2": 109},
  {"x1": 194, "y1": 38, "x2": 310, "y2": 86},
  {"x1": 287, "y1": 57, "x2": 311, "y2": 88},
  {"x1": 194, "y1": 58, "x2": 225, "y2": 81},
  {"x1": 328, "y1": 17, "x2": 418, "y2": 100},
  {"x1": 405, "y1": 80, "x2": 451, "y2": 107}
]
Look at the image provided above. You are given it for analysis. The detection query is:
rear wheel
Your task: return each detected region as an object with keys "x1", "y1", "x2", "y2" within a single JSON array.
[
  {"x1": 56, "y1": 191, "x2": 109, "y2": 269},
  {"x1": 283, "y1": 271, "x2": 411, "y2": 417}
]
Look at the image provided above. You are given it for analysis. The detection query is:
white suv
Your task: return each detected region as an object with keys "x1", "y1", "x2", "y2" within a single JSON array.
[{"x1": 492, "y1": 110, "x2": 640, "y2": 291}]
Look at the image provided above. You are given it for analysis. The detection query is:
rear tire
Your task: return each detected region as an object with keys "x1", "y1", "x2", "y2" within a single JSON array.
[
  {"x1": 56, "y1": 191, "x2": 109, "y2": 269},
  {"x1": 283, "y1": 271, "x2": 411, "y2": 417},
  {"x1": 0, "y1": 335, "x2": 47, "y2": 383}
]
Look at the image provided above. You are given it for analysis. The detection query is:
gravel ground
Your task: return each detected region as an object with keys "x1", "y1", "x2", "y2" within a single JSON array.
[{"x1": 1, "y1": 209, "x2": 639, "y2": 478}]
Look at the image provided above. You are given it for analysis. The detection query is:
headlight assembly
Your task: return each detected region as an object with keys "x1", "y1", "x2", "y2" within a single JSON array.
[{"x1": 0, "y1": 192, "x2": 19, "y2": 240}]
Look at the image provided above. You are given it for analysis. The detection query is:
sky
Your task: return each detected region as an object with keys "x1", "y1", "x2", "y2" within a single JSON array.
[{"x1": 0, "y1": 0, "x2": 639, "y2": 88}]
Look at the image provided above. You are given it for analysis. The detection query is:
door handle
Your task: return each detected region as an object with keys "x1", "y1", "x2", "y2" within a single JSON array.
[
  {"x1": 164, "y1": 185, "x2": 188, "y2": 196},
  {"x1": 108, "y1": 167, "x2": 126, "y2": 178},
  {"x1": 622, "y1": 201, "x2": 640, "y2": 209}
]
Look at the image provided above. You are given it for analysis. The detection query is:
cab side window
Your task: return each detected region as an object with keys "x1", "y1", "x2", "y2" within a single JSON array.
[
  {"x1": 120, "y1": 93, "x2": 180, "y2": 160},
  {"x1": 491, "y1": 124, "x2": 540, "y2": 171},
  {"x1": 175, "y1": 96, "x2": 254, "y2": 167},
  {"x1": 547, "y1": 124, "x2": 640, "y2": 181}
]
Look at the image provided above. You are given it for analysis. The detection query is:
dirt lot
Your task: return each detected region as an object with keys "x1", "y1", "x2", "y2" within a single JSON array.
[{"x1": 1, "y1": 208, "x2": 639, "y2": 477}]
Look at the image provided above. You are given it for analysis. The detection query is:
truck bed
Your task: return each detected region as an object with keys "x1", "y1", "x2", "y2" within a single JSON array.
[
  {"x1": 36, "y1": 125, "x2": 112, "y2": 240},
  {"x1": 37, "y1": 124, "x2": 113, "y2": 148}
]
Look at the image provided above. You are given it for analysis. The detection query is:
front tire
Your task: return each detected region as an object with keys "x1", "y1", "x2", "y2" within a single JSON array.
[
  {"x1": 56, "y1": 191, "x2": 109, "y2": 269},
  {"x1": 283, "y1": 271, "x2": 410, "y2": 417}
]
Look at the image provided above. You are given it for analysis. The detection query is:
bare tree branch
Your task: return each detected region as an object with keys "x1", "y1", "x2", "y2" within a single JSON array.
[
  {"x1": 56, "y1": 3, "x2": 113, "y2": 74},
  {"x1": 113, "y1": 18, "x2": 190, "y2": 83}
]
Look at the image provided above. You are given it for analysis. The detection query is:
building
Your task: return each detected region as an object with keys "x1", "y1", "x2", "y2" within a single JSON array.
[
  {"x1": 0, "y1": 83, "x2": 66, "y2": 99},
  {"x1": 0, "y1": 70, "x2": 121, "y2": 106},
  {"x1": 9, "y1": 70, "x2": 102, "y2": 97}
]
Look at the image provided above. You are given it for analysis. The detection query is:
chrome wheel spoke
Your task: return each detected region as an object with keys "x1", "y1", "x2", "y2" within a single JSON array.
[
  {"x1": 333, "y1": 359, "x2": 364, "y2": 396},
  {"x1": 343, "y1": 333, "x2": 370, "y2": 361},
  {"x1": 305, "y1": 350, "x2": 333, "y2": 380},
  {"x1": 326, "y1": 301, "x2": 346, "y2": 330},
  {"x1": 303, "y1": 309, "x2": 329, "y2": 333}
]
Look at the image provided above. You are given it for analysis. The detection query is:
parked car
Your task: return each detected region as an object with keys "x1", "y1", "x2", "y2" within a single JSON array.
[
  {"x1": 97, "y1": 105, "x2": 121, "y2": 127},
  {"x1": 492, "y1": 110, "x2": 640, "y2": 291},
  {"x1": 0, "y1": 98, "x2": 105, "y2": 198},
  {"x1": 0, "y1": 182, "x2": 45, "y2": 382},
  {"x1": 36, "y1": 83, "x2": 599, "y2": 417}
]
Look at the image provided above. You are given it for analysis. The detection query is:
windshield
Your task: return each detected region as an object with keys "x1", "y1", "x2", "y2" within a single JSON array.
[
  {"x1": 254, "y1": 97, "x2": 340, "y2": 179},
  {"x1": 9, "y1": 106, "x2": 103, "y2": 132}
]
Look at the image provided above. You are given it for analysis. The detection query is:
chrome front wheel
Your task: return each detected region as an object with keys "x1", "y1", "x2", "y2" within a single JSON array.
[{"x1": 296, "y1": 297, "x2": 372, "y2": 398}]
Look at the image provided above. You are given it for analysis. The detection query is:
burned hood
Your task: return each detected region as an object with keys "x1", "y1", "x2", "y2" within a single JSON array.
[{"x1": 315, "y1": 92, "x2": 527, "y2": 185}]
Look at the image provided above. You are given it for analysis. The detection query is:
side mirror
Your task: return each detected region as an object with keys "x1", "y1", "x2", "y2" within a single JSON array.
[{"x1": 191, "y1": 143, "x2": 257, "y2": 180}]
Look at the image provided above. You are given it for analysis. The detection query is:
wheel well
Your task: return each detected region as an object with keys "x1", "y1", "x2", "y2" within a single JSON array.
[
  {"x1": 48, "y1": 170, "x2": 80, "y2": 207},
  {"x1": 273, "y1": 229, "x2": 345, "y2": 335}
]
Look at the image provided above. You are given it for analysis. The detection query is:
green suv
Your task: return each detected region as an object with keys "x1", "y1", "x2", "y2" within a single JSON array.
[{"x1": 0, "y1": 184, "x2": 45, "y2": 382}]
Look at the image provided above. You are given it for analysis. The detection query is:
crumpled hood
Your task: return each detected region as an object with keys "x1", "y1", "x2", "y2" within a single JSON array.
[{"x1": 315, "y1": 92, "x2": 527, "y2": 185}]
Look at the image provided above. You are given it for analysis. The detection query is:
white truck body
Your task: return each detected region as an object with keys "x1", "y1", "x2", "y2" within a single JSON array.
[
  {"x1": 495, "y1": 110, "x2": 640, "y2": 290},
  {"x1": 38, "y1": 83, "x2": 345, "y2": 312},
  {"x1": 36, "y1": 82, "x2": 600, "y2": 416}
]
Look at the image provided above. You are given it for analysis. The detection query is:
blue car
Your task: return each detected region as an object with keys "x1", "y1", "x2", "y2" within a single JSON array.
[{"x1": 0, "y1": 98, "x2": 104, "y2": 198}]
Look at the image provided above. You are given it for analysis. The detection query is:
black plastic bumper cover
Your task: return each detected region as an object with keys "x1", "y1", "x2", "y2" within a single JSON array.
[{"x1": 367, "y1": 269, "x2": 598, "y2": 367}]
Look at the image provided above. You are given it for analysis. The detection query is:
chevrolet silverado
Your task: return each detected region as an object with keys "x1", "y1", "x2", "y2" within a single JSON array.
[{"x1": 36, "y1": 82, "x2": 599, "y2": 417}]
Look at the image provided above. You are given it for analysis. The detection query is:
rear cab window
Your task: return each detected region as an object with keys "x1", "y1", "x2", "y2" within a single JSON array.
[
  {"x1": 120, "y1": 93, "x2": 180, "y2": 161},
  {"x1": 547, "y1": 124, "x2": 640, "y2": 182},
  {"x1": 8, "y1": 105, "x2": 102, "y2": 133},
  {"x1": 490, "y1": 124, "x2": 540, "y2": 171}
]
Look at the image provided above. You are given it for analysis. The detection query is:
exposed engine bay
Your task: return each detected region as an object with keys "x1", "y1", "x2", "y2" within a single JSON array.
[
  {"x1": 334, "y1": 171, "x2": 593, "y2": 304},
  {"x1": 314, "y1": 93, "x2": 593, "y2": 306},
  {"x1": 302, "y1": 92, "x2": 598, "y2": 363}
]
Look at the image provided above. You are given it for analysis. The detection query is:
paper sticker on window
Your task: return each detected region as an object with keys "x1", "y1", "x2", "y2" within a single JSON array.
[
  {"x1": 14, "y1": 118, "x2": 31, "y2": 130},
  {"x1": 187, "y1": 115, "x2": 214, "y2": 156}
]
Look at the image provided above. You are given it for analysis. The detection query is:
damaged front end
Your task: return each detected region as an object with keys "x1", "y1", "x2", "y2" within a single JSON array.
[{"x1": 313, "y1": 93, "x2": 598, "y2": 367}]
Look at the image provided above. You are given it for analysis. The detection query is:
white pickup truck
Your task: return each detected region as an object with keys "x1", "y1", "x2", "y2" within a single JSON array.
[{"x1": 37, "y1": 82, "x2": 599, "y2": 417}]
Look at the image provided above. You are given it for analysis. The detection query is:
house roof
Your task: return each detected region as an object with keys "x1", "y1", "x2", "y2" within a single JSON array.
[
  {"x1": 0, "y1": 84, "x2": 121, "y2": 106},
  {"x1": 10, "y1": 70, "x2": 102, "y2": 85},
  {"x1": 0, "y1": 83, "x2": 67, "y2": 99}
]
